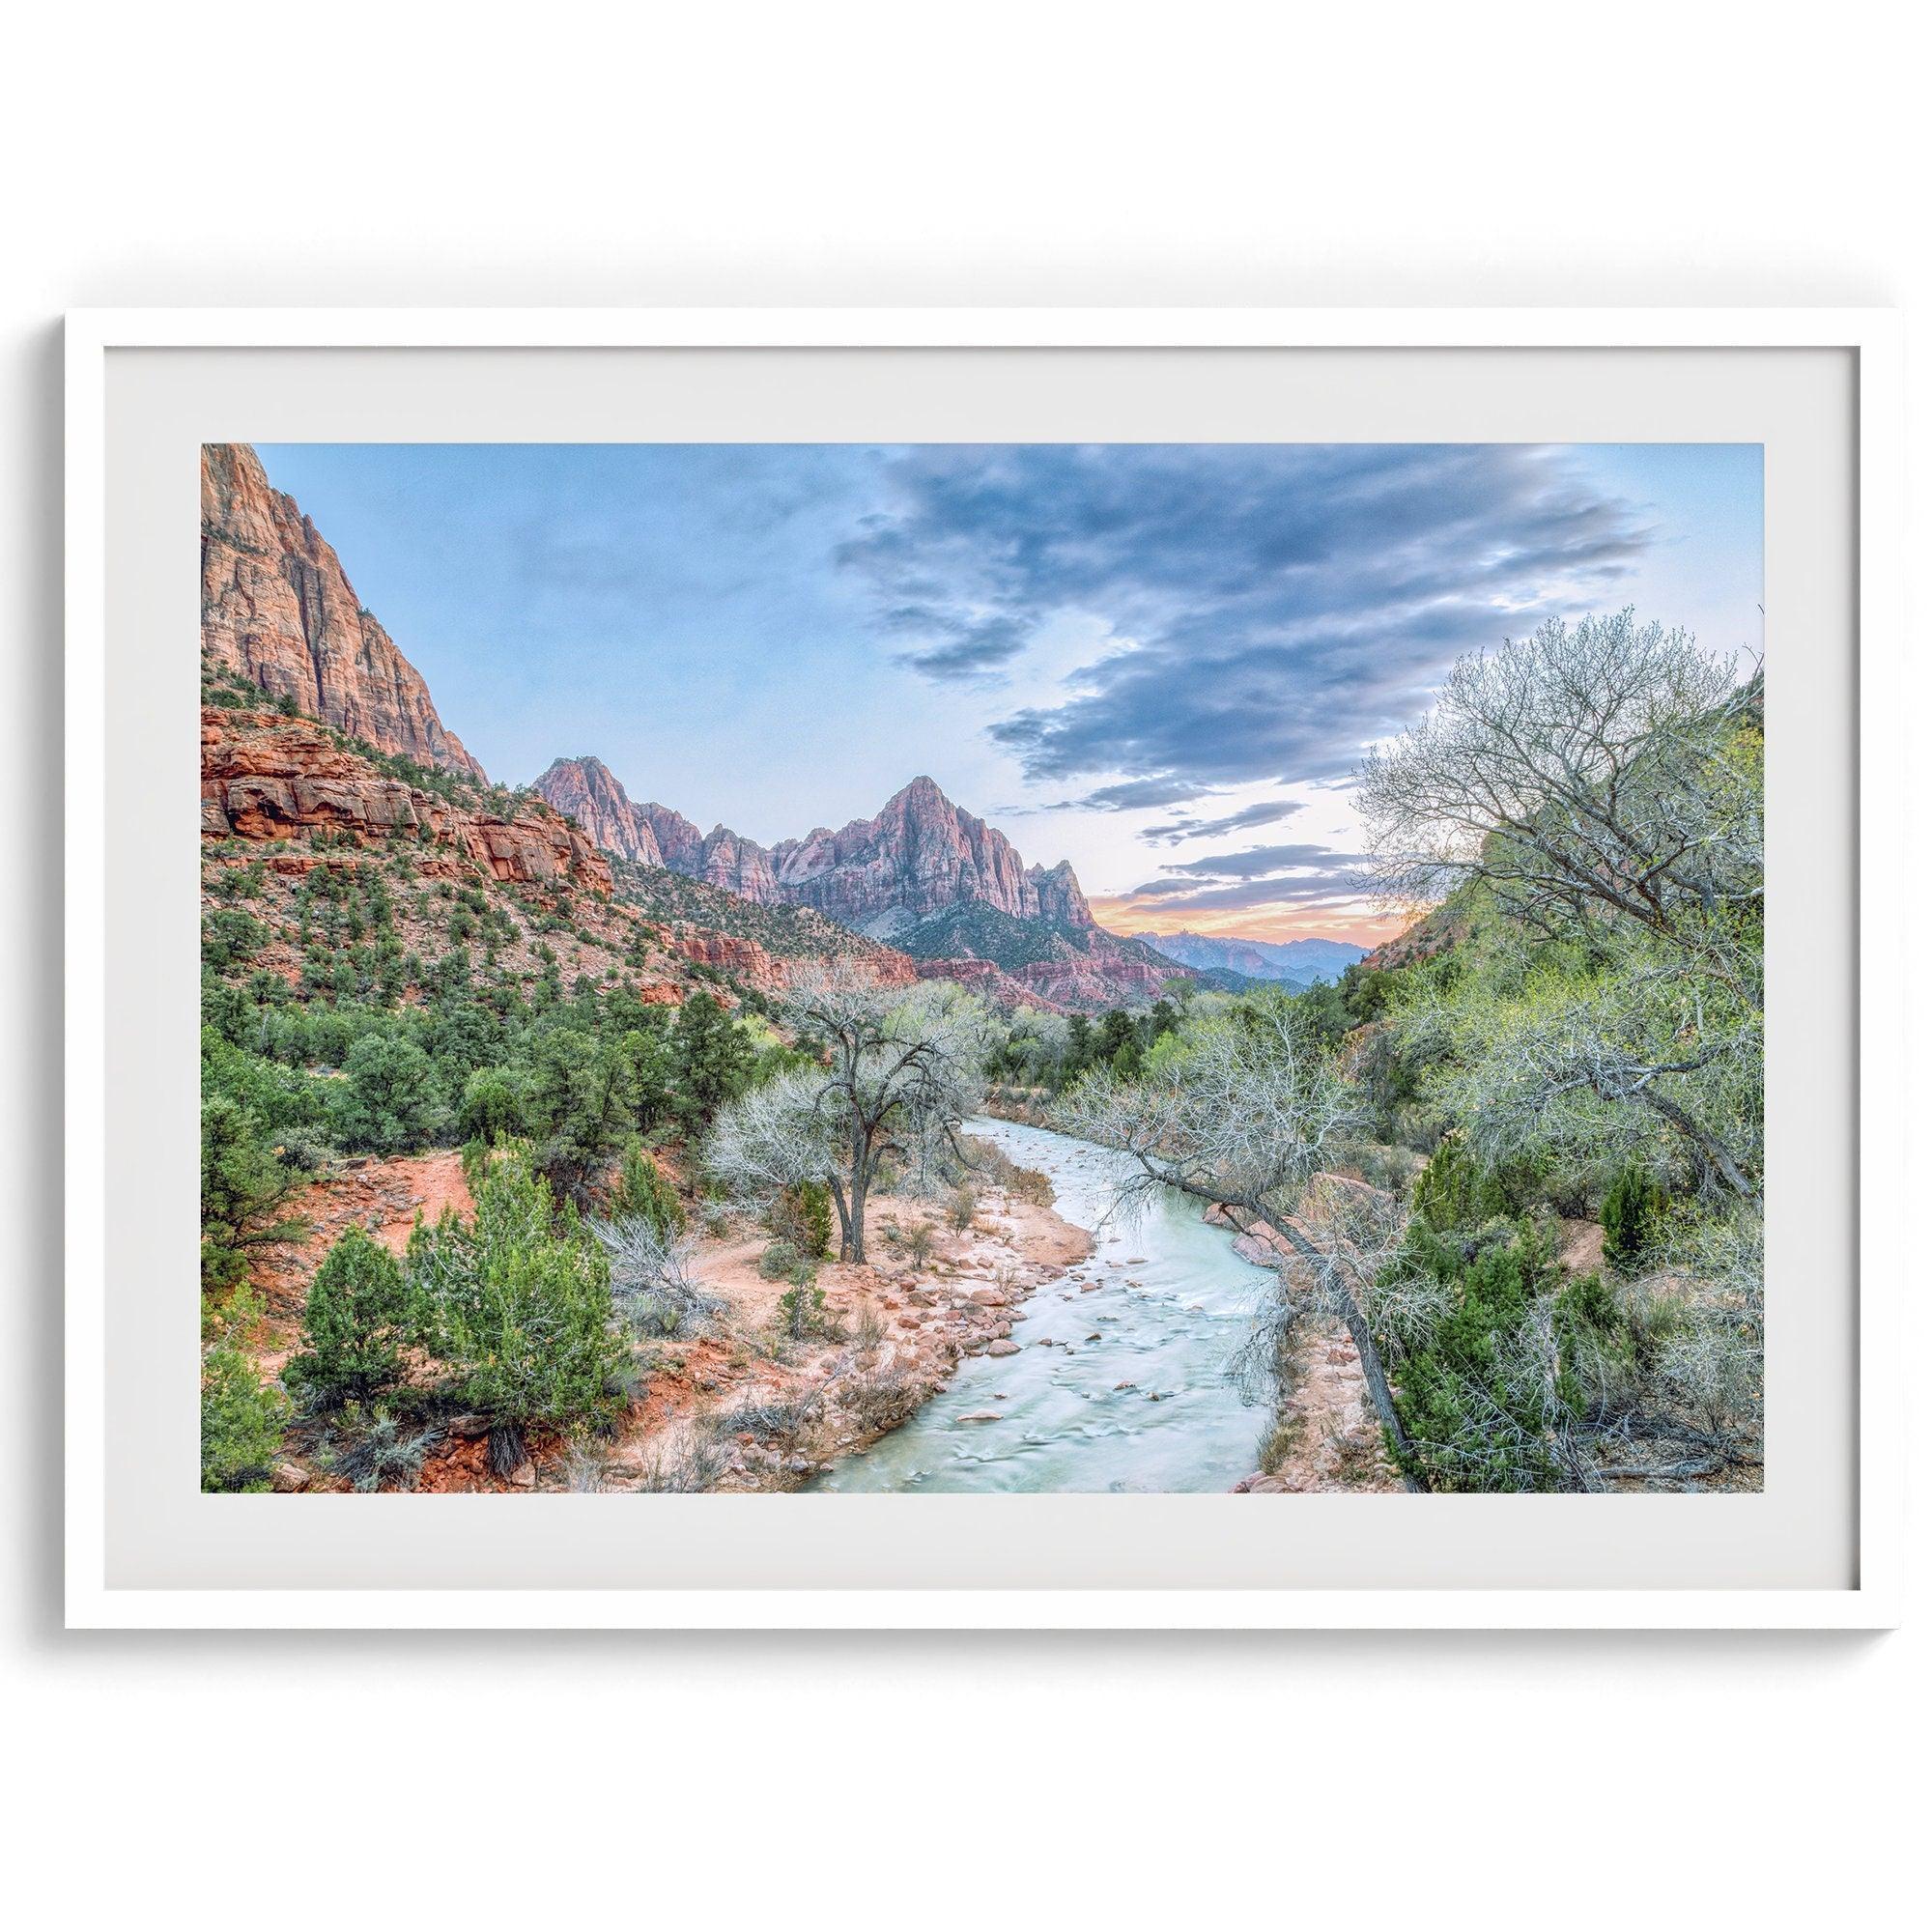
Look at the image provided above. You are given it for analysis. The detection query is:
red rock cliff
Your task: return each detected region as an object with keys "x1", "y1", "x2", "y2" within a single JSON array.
[
  {"x1": 203, "y1": 709, "x2": 610, "y2": 892},
  {"x1": 202, "y1": 443, "x2": 486, "y2": 780}
]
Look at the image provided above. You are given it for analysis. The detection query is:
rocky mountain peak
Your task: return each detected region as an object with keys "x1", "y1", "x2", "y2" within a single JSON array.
[
  {"x1": 201, "y1": 443, "x2": 486, "y2": 780},
  {"x1": 533, "y1": 755, "x2": 665, "y2": 867}
]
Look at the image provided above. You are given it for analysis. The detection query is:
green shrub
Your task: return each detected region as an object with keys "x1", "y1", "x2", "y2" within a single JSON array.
[
  {"x1": 777, "y1": 1270, "x2": 830, "y2": 1340},
  {"x1": 332, "y1": 1032, "x2": 445, "y2": 1153},
  {"x1": 458, "y1": 1065, "x2": 528, "y2": 1146},
  {"x1": 1384, "y1": 1221, "x2": 1563, "y2": 1492},
  {"x1": 612, "y1": 1140, "x2": 686, "y2": 1237},
  {"x1": 200, "y1": 1289, "x2": 289, "y2": 1492},
  {"x1": 1602, "y1": 1160, "x2": 1667, "y2": 1275},
  {"x1": 200, "y1": 1093, "x2": 304, "y2": 1293},
  {"x1": 768, "y1": 1180, "x2": 831, "y2": 1260},
  {"x1": 285, "y1": 1225, "x2": 408, "y2": 1408},
  {"x1": 756, "y1": 1238, "x2": 803, "y2": 1281},
  {"x1": 202, "y1": 907, "x2": 269, "y2": 972},
  {"x1": 1411, "y1": 1133, "x2": 1507, "y2": 1234},
  {"x1": 406, "y1": 1151, "x2": 626, "y2": 1473}
]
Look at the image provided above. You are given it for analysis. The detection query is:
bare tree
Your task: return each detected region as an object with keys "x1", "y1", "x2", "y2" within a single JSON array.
[
  {"x1": 1359, "y1": 610, "x2": 1764, "y2": 1202},
  {"x1": 1057, "y1": 1000, "x2": 1424, "y2": 1487},
  {"x1": 705, "y1": 965, "x2": 988, "y2": 1264},
  {"x1": 1359, "y1": 609, "x2": 1762, "y2": 1003}
]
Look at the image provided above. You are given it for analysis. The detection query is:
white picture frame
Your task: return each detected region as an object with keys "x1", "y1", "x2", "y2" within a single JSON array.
[{"x1": 65, "y1": 307, "x2": 1904, "y2": 1630}]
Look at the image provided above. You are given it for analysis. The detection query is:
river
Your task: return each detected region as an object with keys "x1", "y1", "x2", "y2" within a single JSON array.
[{"x1": 814, "y1": 1117, "x2": 1276, "y2": 1492}]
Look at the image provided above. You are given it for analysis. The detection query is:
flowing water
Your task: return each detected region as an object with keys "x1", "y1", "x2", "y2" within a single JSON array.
[{"x1": 815, "y1": 1117, "x2": 1275, "y2": 1492}]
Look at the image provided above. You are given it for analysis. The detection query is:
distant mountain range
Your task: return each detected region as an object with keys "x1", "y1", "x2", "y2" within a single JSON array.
[
  {"x1": 535, "y1": 756, "x2": 1179, "y2": 1010},
  {"x1": 1130, "y1": 930, "x2": 1367, "y2": 987}
]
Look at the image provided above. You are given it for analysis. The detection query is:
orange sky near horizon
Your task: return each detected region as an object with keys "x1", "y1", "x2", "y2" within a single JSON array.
[{"x1": 1089, "y1": 896, "x2": 1412, "y2": 948}]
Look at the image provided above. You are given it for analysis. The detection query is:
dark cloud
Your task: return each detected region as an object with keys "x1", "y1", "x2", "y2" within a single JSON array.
[
  {"x1": 1151, "y1": 841, "x2": 1360, "y2": 881},
  {"x1": 1075, "y1": 776, "x2": 1213, "y2": 810},
  {"x1": 838, "y1": 443, "x2": 1656, "y2": 788},
  {"x1": 880, "y1": 608, "x2": 1030, "y2": 681},
  {"x1": 1140, "y1": 798, "x2": 1304, "y2": 846},
  {"x1": 1120, "y1": 874, "x2": 1366, "y2": 913},
  {"x1": 1111, "y1": 838, "x2": 1370, "y2": 919}
]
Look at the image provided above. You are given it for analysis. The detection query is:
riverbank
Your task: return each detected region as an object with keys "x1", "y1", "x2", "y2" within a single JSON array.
[{"x1": 591, "y1": 1172, "x2": 1094, "y2": 1492}]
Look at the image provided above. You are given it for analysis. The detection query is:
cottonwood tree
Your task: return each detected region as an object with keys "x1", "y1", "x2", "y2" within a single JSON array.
[
  {"x1": 1359, "y1": 610, "x2": 1765, "y2": 1202},
  {"x1": 705, "y1": 966, "x2": 988, "y2": 1264},
  {"x1": 1360, "y1": 609, "x2": 1762, "y2": 1001},
  {"x1": 1057, "y1": 1000, "x2": 1425, "y2": 1488}
]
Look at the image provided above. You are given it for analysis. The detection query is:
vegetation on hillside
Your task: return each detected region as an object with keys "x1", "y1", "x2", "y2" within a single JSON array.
[
  {"x1": 608, "y1": 854, "x2": 890, "y2": 964},
  {"x1": 1020, "y1": 611, "x2": 1763, "y2": 1492}
]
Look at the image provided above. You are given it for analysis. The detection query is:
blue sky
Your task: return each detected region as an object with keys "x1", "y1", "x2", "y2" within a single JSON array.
[{"x1": 255, "y1": 441, "x2": 1762, "y2": 942}]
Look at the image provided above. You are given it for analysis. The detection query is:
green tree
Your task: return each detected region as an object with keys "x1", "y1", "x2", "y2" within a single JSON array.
[
  {"x1": 670, "y1": 992, "x2": 754, "y2": 1131},
  {"x1": 332, "y1": 1032, "x2": 445, "y2": 1153},
  {"x1": 200, "y1": 1288, "x2": 289, "y2": 1491},
  {"x1": 407, "y1": 1151, "x2": 626, "y2": 1473},
  {"x1": 526, "y1": 1025, "x2": 639, "y2": 1204},
  {"x1": 200, "y1": 1093, "x2": 304, "y2": 1293},
  {"x1": 1602, "y1": 1159, "x2": 1667, "y2": 1275},
  {"x1": 458, "y1": 1064, "x2": 528, "y2": 1145},
  {"x1": 770, "y1": 1179, "x2": 833, "y2": 1260},
  {"x1": 285, "y1": 1226, "x2": 409, "y2": 1407},
  {"x1": 611, "y1": 1139, "x2": 686, "y2": 1237}
]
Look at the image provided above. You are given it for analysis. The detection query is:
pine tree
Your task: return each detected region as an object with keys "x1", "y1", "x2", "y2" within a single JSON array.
[{"x1": 1602, "y1": 1160, "x2": 1666, "y2": 1275}]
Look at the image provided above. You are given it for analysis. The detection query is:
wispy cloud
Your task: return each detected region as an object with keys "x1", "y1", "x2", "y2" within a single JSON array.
[{"x1": 1139, "y1": 798, "x2": 1304, "y2": 846}]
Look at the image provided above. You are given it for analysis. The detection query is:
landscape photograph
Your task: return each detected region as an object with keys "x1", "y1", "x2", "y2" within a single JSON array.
[{"x1": 198, "y1": 438, "x2": 1765, "y2": 1496}]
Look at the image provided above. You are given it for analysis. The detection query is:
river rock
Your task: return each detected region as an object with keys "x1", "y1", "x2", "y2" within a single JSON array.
[
  {"x1": 958, "y1": 1411, "x2": 1003, "y2": 1424},
  {"x1": 986, "y1": 1340, "x2": 1021, "y2": 1357}
]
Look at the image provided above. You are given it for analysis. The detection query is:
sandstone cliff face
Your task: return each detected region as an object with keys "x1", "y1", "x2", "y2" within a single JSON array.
[
  {"x1": 203, "y1": 709, "x2": 610, "y2": 891},
  {"x1": 533, "y1": 755, "x2": 666, "y2": 866},
  {"x1": 1026, "y1": 858, "x2": 1097, "y2": 934},
  {"x1": 202, "y1": 444, "x2": 486, "y2": 779}
]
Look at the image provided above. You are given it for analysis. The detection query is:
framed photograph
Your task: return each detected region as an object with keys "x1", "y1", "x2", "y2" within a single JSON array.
[{"x1": 65, "y1": 309, "x2": 1902, "y2": 1629}]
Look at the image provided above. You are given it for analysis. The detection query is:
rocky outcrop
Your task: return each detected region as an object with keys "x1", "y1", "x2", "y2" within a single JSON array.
[
  {"x1": 668, "y1": 927, "x2": 782, "y2": 984},
  {"x1": 203, "y1": 709, "x2": 610, "y2": 891},
  {"x1": 1027, "y1": 859, "x2": 1096, "y2": 934},
  {"x1": 533, "y1": 755, "x2": 666, "y2": 866},
  {"x1": 202, "y1": 444, "x2": 486, "y2": 779},
  {"x1": 1012, "y1": 952, "x2": 1175, "y2": 1009}
]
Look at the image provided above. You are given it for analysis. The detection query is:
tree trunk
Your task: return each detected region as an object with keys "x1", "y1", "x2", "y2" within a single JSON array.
[
  {"x1": 1251, "y1": 1208, "x2": 1423, "y2": 1492},
  {"x1": 826, "y1": 1173, "x2": 855, "y2": 1264},
  {"x1": 846, "y1": 1142, "x2": 872, "y2": 1265}
]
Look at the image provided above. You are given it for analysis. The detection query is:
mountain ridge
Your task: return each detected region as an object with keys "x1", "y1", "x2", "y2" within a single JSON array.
[{"x1": 534, "y1": 757, "x2": 1179, "y2": 1009}]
